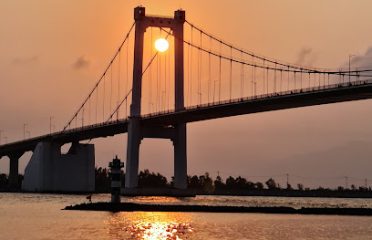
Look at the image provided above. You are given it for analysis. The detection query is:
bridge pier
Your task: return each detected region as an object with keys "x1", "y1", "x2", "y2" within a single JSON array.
[
  {"x1": 22, "y1": 142, "x2": 95, "y2": 192},
  {"x1": 8, "y1": 152, "x2": 23, "y2": 190},
  {"x1": 125, "y1": 117, "x2": 142, "y2": 189},
  {"x1": 173, "y1": 123, "x2": 187, "y2": 189},
  {"x1": 124, "y1": 7, "x2": 187, "y2": 194}
]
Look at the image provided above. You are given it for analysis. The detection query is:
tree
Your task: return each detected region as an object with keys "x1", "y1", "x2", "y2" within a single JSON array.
[
  {"x1": 95, "y1": 167, "x2": 110, "y2": 192},
  {"x1": 188, "y1": 175, "x2": 201, "y2": 189},
  {"x1": 214, "y1": 175, "x2": 225, "y2": 190},
  {"x1": 255, "y1": 182, "x2": 264, "y2": 190},
  {"x1": 265, "y1": 178, "x2": 278, "y2": 190},
  {"x1": 235, "y1": 176, "x2": 247, "y2": 189},
  {"x1": 138, "y1": 169, "x2": 168, "y2": 188},
  {"x1": 226, "y1": 176, "x2": 236, "y2": 189},
  {"x1": 201, "y1": 172, "x2": 214, "y2": 193}
]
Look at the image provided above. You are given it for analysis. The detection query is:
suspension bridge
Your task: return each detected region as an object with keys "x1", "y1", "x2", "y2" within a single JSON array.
[{"x1": 1, "y1": 7, "x2": 372, "y2": 193}]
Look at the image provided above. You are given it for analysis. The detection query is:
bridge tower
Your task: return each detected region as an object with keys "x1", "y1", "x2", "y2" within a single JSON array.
[{"x1": 125, "y1": 7, "x2": 187, "y2": 192}]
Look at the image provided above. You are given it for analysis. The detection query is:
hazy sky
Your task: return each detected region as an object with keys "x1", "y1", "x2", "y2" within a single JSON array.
[{"x1": 1, "y1": 0, "x2": 372, "y2": 188}]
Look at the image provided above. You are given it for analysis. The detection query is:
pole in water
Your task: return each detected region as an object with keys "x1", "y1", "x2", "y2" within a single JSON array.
[{"x1": 109, "y1": 155, "x2": 124, "y2": 203}]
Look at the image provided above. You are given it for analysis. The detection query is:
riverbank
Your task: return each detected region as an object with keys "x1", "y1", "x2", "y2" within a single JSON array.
[
  {"x1": 3, "y1": 189, "x2": 372, "y2": 198},
  {"x1": 64, "y1": 202, "x2": 372, "y2": 216}
]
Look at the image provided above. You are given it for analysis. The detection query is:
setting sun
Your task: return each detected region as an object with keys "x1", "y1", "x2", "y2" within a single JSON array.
[{"x1": 154, "y1": 38, "x2": 169, "y2": 52}]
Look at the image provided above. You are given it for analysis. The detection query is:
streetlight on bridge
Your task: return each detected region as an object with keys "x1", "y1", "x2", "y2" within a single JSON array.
[
  {"x1": 50, "y1": 116, "x2": 54, "y2": 134},
  {"x1": 23, "y1": 123, "x2": 27, "y2": 140},
  {"x1": 349, "y1": 54, "x2": 356, "y2": 83}
]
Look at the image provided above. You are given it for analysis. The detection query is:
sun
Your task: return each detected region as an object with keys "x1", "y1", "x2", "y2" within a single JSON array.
[{"x1": 154, "y1": 38, "x2": 169, "y2": 52}]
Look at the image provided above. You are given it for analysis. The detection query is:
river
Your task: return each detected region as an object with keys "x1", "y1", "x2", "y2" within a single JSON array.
[{"x1": 1, "y1": 193, "x2": 372, "y2": 239}]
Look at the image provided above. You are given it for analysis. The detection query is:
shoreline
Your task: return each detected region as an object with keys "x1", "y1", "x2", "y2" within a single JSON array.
[
  {"x1": 64, "y1": 202, "x2": 372, "y2": 216},
  {"x1": 2, "y1": 190, "x2": 372, "y2": 199}
]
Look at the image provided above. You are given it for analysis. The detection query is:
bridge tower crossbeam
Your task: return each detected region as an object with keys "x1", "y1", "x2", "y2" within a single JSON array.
[{"x1": 125, "y1": 7, "x2": 187, "y2": 191}]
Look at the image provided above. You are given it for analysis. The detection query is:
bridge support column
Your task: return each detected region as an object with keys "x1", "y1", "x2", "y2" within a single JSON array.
[
  {"x1": 123, "y1": 7, "x2": 188, "y2": 194},
  {"x1": 8, "y1": 152, "x2": 22, "y2": 190},
  {"x1": 125, "y1": 117, "x2": 142, "y2": 189},
  {"x1": 173, "y1": 123, "x2": 187, "y2": 189}
]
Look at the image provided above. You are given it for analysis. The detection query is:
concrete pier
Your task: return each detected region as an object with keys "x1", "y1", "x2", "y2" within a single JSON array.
[
  {"x1": 8, "y1": 152, "x2": 22, "y2": 190},
  {"x1": 22, "y1": 142, "x2": 95, "y2": 192}
]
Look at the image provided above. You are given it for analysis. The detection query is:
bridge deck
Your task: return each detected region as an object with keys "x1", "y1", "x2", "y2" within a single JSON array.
[{"x1": 1, "y1": 80, "x2": 372, "y2": 157}]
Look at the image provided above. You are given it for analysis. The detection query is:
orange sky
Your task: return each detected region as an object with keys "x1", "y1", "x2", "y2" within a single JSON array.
[{"x1": 1, "y1": 0, "x2": 372, "y2": 188}]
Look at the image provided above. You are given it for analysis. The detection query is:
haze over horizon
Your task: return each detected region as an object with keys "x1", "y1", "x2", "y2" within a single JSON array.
[{"x1": 1, "y1": 0, "x2": 372, "y2": 188}]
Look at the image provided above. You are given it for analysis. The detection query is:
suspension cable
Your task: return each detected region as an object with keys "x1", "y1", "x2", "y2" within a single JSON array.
[{"x1": 62, "y1": 22, "x2": 135, "y2": 131}]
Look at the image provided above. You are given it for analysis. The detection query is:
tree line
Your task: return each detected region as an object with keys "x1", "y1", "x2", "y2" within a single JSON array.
[
  {"x1": 1, "y1": 169, "x2": 371, "y2": 197},
  {"x1": 95, "y1": 168, "x2": 372, "y2": 196}
]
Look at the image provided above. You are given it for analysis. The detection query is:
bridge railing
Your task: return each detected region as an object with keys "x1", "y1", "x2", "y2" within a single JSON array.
[
  {"x1": 0, "y1": 118, "x2": 130, "y2": 148},
  {"x1": 141, "y1": 79, "x2": 372, "y2": 118},
  {"x1": 1, "y1": 79, "x2": 372, "y2": 149}
]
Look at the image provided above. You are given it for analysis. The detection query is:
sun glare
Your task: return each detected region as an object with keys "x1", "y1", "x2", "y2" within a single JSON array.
[{"x1": 155, "y1": 38, "x2": 169, "y2": 52}]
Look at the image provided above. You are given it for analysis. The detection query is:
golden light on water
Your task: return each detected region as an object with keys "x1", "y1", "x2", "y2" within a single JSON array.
[
  {"x1": 107, "y1": 211, "x2": 193, "y2": 239},
  {"x1": 155, "y1": 38, "x2": 169, "y2": 52}
]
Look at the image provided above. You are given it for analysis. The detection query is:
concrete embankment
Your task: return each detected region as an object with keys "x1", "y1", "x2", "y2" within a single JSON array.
[{"x1": 64, "y1": 202, "x2": 372, "y2": 216}]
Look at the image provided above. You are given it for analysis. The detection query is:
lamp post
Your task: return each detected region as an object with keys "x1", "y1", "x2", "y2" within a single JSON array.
[
  {"x1": 349, "y1": 54, "x2": 356, "y2": 83},
  {"x1": 50, "y1": 116, "x2": 54, "y2": 134},
  {"x1": 23, "y1": 124, "x2": 27, "y2": 139}
]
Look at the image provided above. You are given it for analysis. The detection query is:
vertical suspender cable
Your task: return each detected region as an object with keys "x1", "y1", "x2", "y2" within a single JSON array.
[
  {"x1": 95, "y1": 86, "x2": 98, "y2": 123},
  {"x1": 102, "y1": 73, "x2": 106, "y2": 121},
  {"x1": 187, "y1": 30, "x2": 191, "y2": 106},
  {"x1": 229, "y1": 46, "x2": 233, "y2": 100},
  {"x1": 266, "y1": 67, "x2": 269, "y2": 94},
  {"x1": 263, "y1": 60, "x2": 267, "y2": 94},
  {"x1": 126, "y1": 33, "x2": 130, "y2": 117},
  {"x1": 274, "y1": 64, "x2": 277, "y2": 93},
  {"x1": 117, "y1": 50, "x2": 121, "y2": 120},
  {"x1": 167, "y1": 40, "x2": 170, "y2": 110},
  {"x1": 82, "y1": 108, "x2": 84, "y2": 127},
  {"x1": 208, "y1": 36, "x2": 212, "y2": 104},
  {"x1": 251, "y1": 55, "x2": 254, "y2": 96},
  {"x1": 240, "y1": 51, "x2": 244, "y2": 98},
  {"x1": 199, "y1": 30, "x2": 202, "y2": 105},
  {"x1": 110, "y1": 63, "x2": 113, "y2": 115},
  {"x1": 280, "y1": 70, "x2": 283, "y2": 92},
  {"x1": 327, "y1": 73, "x2": 330, "y2": 85},
  {"x1": 318, "y1": 73, "x2": 321, "y2": 88},
  {"x1": 156, "y1": 29, "x2": 160, "y2": 112},
  {"x1": 148, "y1": 28, "x2": 153, "y2": 113},
  {"x1": 164, "y1": 44, "x2": 167, "y2": 111},
  {"x1": 254, "y1": 66, "x2": 257, "y2": 96},
  {"x1": 88, "y1": 96, "x2": 91, "y2": 125},
  {"x1": 190, "y1": 26, "x2": 193, "y2": 105},
  {"x1": 287, "y1": 66, "x2": 290, "y2": 91},
  {"x1": 218, "y1": 41, "x2": 222, "y2": 102}
]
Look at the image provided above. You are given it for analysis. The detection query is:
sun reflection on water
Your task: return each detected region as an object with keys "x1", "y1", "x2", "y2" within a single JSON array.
[{"x1": 106, "y1": 212, "x2": 193, "y2": 240}]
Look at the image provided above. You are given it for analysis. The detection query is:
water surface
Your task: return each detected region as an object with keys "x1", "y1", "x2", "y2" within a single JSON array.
[{"x1": 1, "y1": 193, "x2": 372, "y2": 239}]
